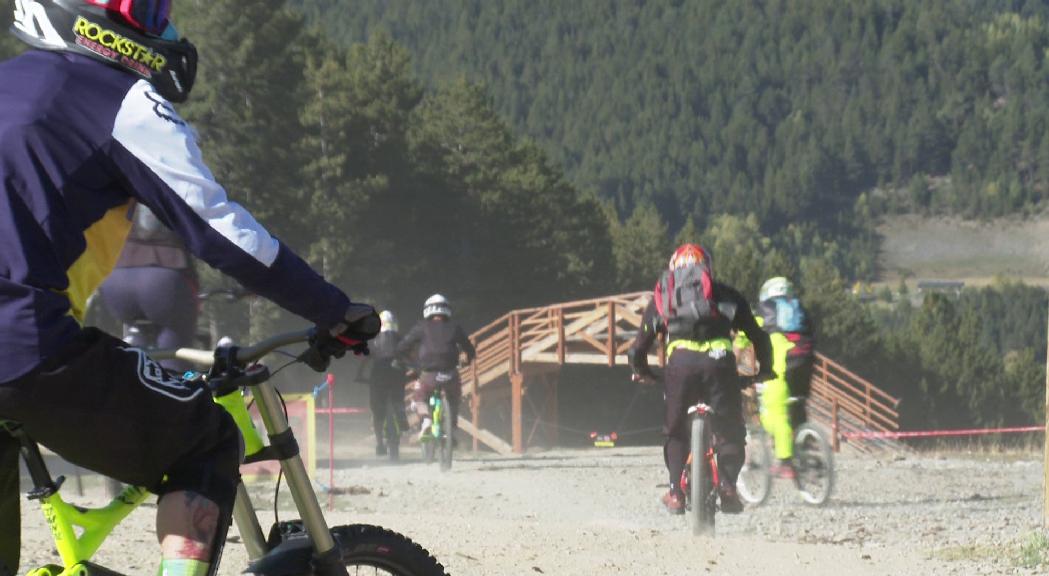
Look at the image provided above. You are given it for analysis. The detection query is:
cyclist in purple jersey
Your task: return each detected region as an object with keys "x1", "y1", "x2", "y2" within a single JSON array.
[{"x1": 0, "y1": 2, "x2": 379, "y2": 574}]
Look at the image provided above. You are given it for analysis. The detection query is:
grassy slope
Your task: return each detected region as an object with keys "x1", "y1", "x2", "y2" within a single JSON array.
[{"x1": 877, "y1": 215, "x2": 1049, "y2": 286}]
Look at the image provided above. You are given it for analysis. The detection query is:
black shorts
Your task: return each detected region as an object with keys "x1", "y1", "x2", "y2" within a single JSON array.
[{"x1": 0, "y1": 328, "x2": 240, "y2": 506}]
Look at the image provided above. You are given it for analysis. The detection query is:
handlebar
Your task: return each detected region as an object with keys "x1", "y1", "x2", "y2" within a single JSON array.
[
  {"x1": 152, "y1": 328, "x2": 314, "y2": 368},
  {"x1": 197, "y1": 287, "x2": 253, "y2": 303}
]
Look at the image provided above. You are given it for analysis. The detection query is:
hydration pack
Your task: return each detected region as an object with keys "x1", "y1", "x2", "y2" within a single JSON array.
[
  {"x1": 762, "y1": 296, "x2": 806, "y2": 333},
  {"x1": 653, "y1": 263, "x2": 735, "y2": 339}
]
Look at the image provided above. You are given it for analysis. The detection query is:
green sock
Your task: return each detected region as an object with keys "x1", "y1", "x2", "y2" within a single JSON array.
[{"x1": 157, "y1": 558, "x2": 210, "y2": 576}]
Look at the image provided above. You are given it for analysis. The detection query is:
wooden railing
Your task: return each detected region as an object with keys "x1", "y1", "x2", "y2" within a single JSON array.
[{"x1": 450, "y1": 292, "x2": 902, "y2": 454}]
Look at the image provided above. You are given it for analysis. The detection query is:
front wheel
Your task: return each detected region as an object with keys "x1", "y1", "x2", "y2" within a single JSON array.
[
  {"x1": 737, "y1": 427, "x2": 772, "y2": 506},
  {"x1": 689, "y1": 417, "x2": 715, "y2": 536},
  {"x1": 334, "y1": 524, "x2": 448, "y2": 575},
  {"x1": 793, "y1": 423, "x2": 834, "y2": 506},
  {"x1": 438, "y1": 392, "x2": 453, "y2": 472}
]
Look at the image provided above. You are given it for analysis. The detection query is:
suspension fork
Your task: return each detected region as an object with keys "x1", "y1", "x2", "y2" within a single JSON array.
[{"x1": 250, "y1": 380, "x2": 338, "y2": 556}]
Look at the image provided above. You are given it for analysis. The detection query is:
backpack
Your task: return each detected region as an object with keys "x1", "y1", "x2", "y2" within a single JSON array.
[
  {"x1": 653, "y1": 263, "x2": 732, "y2": 338},
  {"x1": 765, "y1": 296, "x2": 805, "y2": 333}
]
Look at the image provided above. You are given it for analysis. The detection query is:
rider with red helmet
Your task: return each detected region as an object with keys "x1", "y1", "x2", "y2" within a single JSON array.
[
  {"x1": 0, "y1": 2, "x2": 378, "y2": 574},
  {"x1": 629, "y1": 244, "x2": 773, "y2": 515}
]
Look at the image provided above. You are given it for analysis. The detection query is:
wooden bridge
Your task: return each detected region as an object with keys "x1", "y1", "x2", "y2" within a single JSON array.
[{"x1": 451, "y1": 292, "x2": 903, "y2": 455}]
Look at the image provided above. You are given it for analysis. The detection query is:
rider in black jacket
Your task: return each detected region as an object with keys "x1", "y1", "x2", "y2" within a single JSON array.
[
  {"x1": 397, "y1": 295, "x2": 476, "y2": 438},
  {"x1": 629, "y1": 244, "x2": 773, "y2": 515}
]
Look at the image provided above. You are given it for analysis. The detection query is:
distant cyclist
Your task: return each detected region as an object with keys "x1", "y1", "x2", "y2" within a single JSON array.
[
  {"x1": 755, "y1": 277, "x2": 816, "y2": 479},
  {"x1": 0, "y1": 2, "x2": 379, "y2": 574},
  {"x1": 628, "y1": 244, "x2": 773, "y2": 515},
  {"x1": 361, "y1": 310, "x2": 408, "y2": 457},
  {"x1": 397, "y1": 295, "x2": 476, "y2": 440},
  {"x1": 98, "y1": 204, "x2": 198, "y2": 370}
]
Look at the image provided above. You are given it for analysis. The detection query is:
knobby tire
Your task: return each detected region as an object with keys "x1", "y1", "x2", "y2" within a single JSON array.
[
  {"x1": 438, "y1": 391, "x2": 453, "y2": 471},
  {"x1": 332, "y1": 524, "x2": 448, "y2": 575},
  {"x1": 737, "y1": 427, "x2": 772, "y2": 506},
  {"x1": 690, "y1": 417, "x2": 714, "y2": 536}
]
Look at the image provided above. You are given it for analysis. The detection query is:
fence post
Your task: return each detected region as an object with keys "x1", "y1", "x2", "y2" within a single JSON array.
[
  {"x1": 865, "y1": 381, "x2": 872, "y2": 427},
  {"x1": 832, "y1": 398, "x2": 840, "y2": 453},
  {"x1": 472, "y1": 360, "x2": 480, "y2": 452},
  {"x1": 607, "y1": 301, "x2": 616, "y2": 366},
  {"x1": 557, "y1": 307, "x2": 565, "y2": 365},
  {"x1": 511, "y1": 372, "x2": 524, "y2": 453}
]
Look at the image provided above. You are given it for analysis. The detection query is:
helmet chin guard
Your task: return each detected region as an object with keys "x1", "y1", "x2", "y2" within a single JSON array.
[{"x1": 11, "y1": 0, "x2": 197, "y2": 102}]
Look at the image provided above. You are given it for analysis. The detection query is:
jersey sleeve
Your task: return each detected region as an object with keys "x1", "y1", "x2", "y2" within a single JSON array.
[{"x1": 106, "y1": 80, "x2": 349, "y2": 329}]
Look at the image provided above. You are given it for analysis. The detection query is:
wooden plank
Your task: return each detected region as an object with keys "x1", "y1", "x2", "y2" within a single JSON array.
[{"x1": 458, "y1": 417, "x2": 512, "y2": 455}]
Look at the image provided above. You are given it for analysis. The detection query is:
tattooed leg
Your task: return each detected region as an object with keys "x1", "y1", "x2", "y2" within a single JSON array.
[{"x1": 157, "y1": 491, "x2": 220, "y2": 560}]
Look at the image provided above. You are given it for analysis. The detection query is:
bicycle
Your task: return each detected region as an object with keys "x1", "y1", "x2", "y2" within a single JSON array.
[
  {"x1": 10, "y1": 328, "x2": 448, "y2": 576},
  {"x1": 737, "y1": 392, "x2": 835, "y2": 507},
  {"x1": 418, "y1": 373, "x2": 454, "y2": 472}
]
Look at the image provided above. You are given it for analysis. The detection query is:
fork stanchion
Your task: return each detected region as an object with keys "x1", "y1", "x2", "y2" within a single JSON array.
[{"x1": 327, "y1": 373, "x2": 335, "y2": 510}]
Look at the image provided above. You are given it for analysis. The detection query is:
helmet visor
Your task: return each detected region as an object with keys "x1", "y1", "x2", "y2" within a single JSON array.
[{"x1": 117, "y1": 0, "x2": 171, "y2": 35}]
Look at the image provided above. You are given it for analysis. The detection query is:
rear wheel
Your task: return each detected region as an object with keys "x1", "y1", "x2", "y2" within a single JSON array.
[
  {"x1": 793, "y1": 423, "x2": 834, "y2": 506},
  {"x1": 737, "y1": 427, "x2": 772, "y2": 506},
  {"x1": 438, "y1": 392, "x2": 453, "y2": 471},
  {"x1": 689, "y1": 417, "x2": 715, "y2": 536}
]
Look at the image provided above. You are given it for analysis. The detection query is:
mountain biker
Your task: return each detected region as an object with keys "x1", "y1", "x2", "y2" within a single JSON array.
[
  {"x1": 755, "y1": 277, "x2": 816, "y2": 480},
  {"x1": 397, "y1": 294, "x2": 476, "y2": 441},
  {"x1": 0, "y1": 2, "x2": 379, "y2": 575},
  {"x1": 628, "y1": 244, "x2": 773, "y2": 515},
  {"x1": 98, "y1": 204, "x2": 199, "y2": 371},
  {"x1": 361, "y1": 310, "x2": 408, "y2": 457}
]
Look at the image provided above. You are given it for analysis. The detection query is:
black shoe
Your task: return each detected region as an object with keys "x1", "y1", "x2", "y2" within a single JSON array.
[
  {"x1": 375, "y1": 443, "x2": 387, "y2": 456},
  {"x1": 719, "y1": 484, "x2": 743, "y2": 514}
]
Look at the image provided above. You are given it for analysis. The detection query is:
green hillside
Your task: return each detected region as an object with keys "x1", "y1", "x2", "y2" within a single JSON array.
[{"x1": 295, "y1": 0, "x2": 1049, "y2": 228}]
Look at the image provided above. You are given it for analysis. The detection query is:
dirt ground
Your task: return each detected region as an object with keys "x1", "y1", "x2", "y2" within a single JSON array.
[{"x1": 16, "y1": 441, "x2": 1047, "y2": 576}]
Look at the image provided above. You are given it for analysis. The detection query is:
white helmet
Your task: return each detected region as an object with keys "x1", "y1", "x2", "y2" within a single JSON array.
[
  {"x1": 759, "y1": 277, "x2": 795, "y2": 302},
  {"x1": 423, "y1": 294, "x2": 451, "y2": 319},
  {"x1": 379, "y1": 310, "x2": 398, "y2": 332}
]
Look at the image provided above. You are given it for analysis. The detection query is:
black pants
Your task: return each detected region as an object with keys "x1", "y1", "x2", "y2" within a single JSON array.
[
  {"x1": 0, "y1": 430, "x2": 17, "y2": 576},
  {"x1": 785, "y1": 355, "x2": 813, "y2": 428},
  {"x1": 663, "y1": 348, "x2": 745, "y2": 494},
  {"x1": 369, "y1": 366, "x2": 407, "y2": 444},
  {"x1": 0, "y1": 329, "x2": 241, "y2": 508}
]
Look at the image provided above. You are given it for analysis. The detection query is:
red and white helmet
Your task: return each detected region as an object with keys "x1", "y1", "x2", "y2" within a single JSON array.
[{"x1": 668, "y1": 243, "x2": 712, "y2": 272}]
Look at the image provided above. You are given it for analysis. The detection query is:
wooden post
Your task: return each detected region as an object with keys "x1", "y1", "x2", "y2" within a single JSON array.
[
  {"x1": 556, "y1": 307, "x2": 566, "y2": 365},
  {"x1": 832, "y1": 398, "x2": 840, "y2": 453},
  {"x1": 511, "y1": 372, "x2": 524, "y2": 453},
  {"x1": 472, "y1": 361, "x2": 480, "y2": 452},
  {"x1": 607, "y1": 301, "x2": 616, "y2": 366},
  {"x1": 547, "y1": 371, "x2": 560, "y2": 446}
]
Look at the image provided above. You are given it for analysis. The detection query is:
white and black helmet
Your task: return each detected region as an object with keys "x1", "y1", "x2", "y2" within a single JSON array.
[
  {"x1": 10, "y1": 0, "x2": 198, "y2": 102},
  {"x1": 423, "y1": 294, "x2": 451, "y2": 319},
  {"x1": 379, "y1": 310, "x2": 398, "y2": 332}
]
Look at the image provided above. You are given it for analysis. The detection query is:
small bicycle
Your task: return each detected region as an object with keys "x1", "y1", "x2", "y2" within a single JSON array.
[
  {"x1": 737, "y1": 395, "x2": 835, "y2": 507},
  {"x1": 11, "y1": 328, "x2": 448, "y2": 576},
  {"x1": 418, "y1": 373, "x2": 454, "y2": 472}
]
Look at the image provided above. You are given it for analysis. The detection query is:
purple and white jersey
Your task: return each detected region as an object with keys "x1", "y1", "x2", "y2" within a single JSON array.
[{"x1": 0, "y1": 50, "x2": 349, "y2": 382}]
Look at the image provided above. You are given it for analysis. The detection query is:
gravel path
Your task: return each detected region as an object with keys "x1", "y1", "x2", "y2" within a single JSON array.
[{"x1": 17, "y1": 446, "x2": 1046, "y2": 575}]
